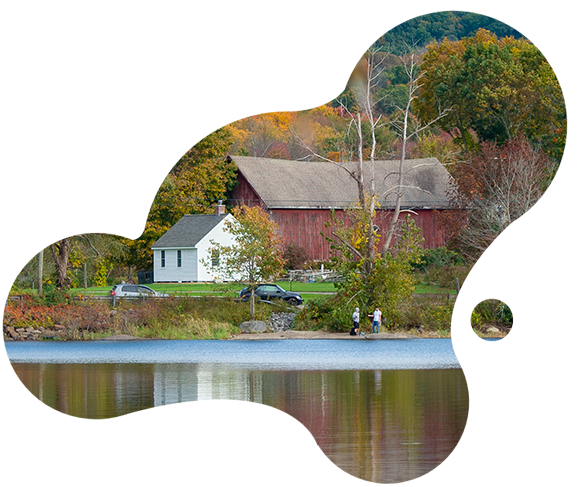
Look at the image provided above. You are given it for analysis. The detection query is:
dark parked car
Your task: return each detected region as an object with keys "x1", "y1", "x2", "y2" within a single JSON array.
[
  {"x1": 109, "y1": 284, "x2": 168, "y2": 298},
  {"x1": 238, "y1": 284, "x2": 303, "y2": 306}
]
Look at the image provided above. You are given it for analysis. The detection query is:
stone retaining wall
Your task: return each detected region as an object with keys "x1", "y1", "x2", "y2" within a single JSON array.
[
  {"x1": 269, "y1": 312, "x2": 297, "y2": 332},
  {"x1": 3, "y1": 325, "x2": 67, "y2": 341}
]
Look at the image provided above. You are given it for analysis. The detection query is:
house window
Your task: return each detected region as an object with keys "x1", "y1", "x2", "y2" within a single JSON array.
[
  {"x1": 161, "y1": 250, "x2": 166, "y2": 268},
  {"x1": 177, "y1": 250, "x2": 182, "y2": 268},
  {"x1": 211, "y1": 249, "x2": 220, "y2": 268}
]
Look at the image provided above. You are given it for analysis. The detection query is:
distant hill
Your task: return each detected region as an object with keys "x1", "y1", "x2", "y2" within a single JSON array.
[{"x1": 340, "y1": 10, "x2": 568, "y2": 50}]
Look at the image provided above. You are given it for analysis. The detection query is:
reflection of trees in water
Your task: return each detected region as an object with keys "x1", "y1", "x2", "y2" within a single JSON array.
[{"x1": 3, "y1": 364, "x2": 567, "y2": 483}]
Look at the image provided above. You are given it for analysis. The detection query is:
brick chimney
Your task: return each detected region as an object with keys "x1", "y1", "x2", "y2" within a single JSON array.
[{"x1": 215, "y1": 200, "x2": 226, "y2": 215}]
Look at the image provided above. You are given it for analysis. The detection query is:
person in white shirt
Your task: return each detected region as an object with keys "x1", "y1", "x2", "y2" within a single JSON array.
[
  {"x1": 350, "y1": 307, "x2": 360, "y2": 336},
  {"x1": 368, "y1": 307, "x2": 382, "y2": 334}
]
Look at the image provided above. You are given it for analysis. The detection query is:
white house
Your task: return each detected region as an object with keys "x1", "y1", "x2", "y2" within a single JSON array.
[{"x1": 151, "y1": 206, "x2": 236, "y2": 282}]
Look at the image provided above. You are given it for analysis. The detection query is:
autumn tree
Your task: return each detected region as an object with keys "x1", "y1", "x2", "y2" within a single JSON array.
[
  {"x1": 322, "y1": 210, "x2": 424, "y2": 330},
  {"x1": 204, "y1": 205, "x2": 285, "y2": 318},
  {"x1": 2, "y1": 65, "x2": 168, "y2": 288},
  {"x1": 415, "y1": 29, "x2": 566, "y2": 160},
  {"x1": 456, "y1": 137, "x2": 568, "y2": 330}
]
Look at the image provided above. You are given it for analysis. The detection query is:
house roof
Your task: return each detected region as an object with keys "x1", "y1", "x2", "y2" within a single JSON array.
[
  {"x1": 151, "y1": 214, "x2": 227, "y2": 249},
  {"x1": 228, "y1": 155, "x2": 454, "y2": 209}
]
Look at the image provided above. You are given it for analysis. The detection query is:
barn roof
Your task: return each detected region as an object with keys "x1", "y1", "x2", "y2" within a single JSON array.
[
  {"x1": 228, "y1": 155, "x2": 453, "y2": 209},
  {"x1": 151, "y1": 214, "x2": 227, "y2": 249}
]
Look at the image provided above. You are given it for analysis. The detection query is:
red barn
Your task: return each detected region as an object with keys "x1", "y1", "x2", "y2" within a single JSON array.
[{"x1": 227, "y1": 155, "x2": 454, "y2": 262}]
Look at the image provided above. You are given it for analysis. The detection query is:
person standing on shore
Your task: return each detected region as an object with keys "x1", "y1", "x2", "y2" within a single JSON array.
[
  {"x1": 351, "y1": 307, "x2": 361, "y2": 336},
  {"x1": 368, "y1": 307, "x2": 382, "y2": 334}
]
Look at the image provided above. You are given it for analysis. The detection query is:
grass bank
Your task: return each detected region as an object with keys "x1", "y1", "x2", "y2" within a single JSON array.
[{"x1": 4, "y1": 294, "x2": 508, "y2": 340}]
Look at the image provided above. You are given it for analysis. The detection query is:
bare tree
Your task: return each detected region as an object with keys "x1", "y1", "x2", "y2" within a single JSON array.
[
  {"x1": 295, "y1": 48, "x2": 450, "y2": 261},
  {"x1": 461, "y1": 138, "x2": 568, "y2": 330},
  {"x1": 381, "y1": 52, "x2": 450, "y2": 255},
  {"x1": 289, "y1": 48, "x2": 454, "y2": 325}
]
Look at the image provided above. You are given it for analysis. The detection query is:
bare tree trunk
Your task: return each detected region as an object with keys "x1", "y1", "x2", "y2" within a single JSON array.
[
  {"x1": 50, "y1": 238, "x2": 72, "y2": 289},
  {"x1": 382, "y1": 62, "x2": 412, "y2": 256},
  {"x1": 382, "y1": 52, "x2": 450, "y2": 256},
  {"x1": 250, "y1": 286, "x2": 255, "y2": 319},
  {"x1": 126, "y1": 265, "x2": 134, "y2": 283}
]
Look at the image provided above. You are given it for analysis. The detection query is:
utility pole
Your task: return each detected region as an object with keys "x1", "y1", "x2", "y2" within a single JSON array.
[{"x1": 38, "y1": 154, "x2": 51, "y2": 296}]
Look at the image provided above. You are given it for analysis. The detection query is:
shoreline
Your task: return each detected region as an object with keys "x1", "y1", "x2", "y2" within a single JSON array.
[
  {"x1": 227, "y1": 329, "x2": 568, "y2": 340},
  {"x1": 4, "y1": 327, "x2": 508, "y2": 342},
  {"x1": 98, "y1": 328, "x2": 508, "y2": 341}
]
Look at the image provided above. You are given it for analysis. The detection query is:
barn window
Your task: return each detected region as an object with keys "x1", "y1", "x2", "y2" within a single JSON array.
[
  {"x1": 177, "y1": 250, "x2": 182, "y2": 268},
  {"x1": 211, "y1": 249, "x2": 220, "y2": 268},
  {"x1": 161, "y1": 250, "x2": 166, "y2": 268}
]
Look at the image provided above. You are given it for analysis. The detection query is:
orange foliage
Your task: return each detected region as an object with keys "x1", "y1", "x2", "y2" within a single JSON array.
[{"x1": 3, "y1": 296, "x2": 110, "y2": 332}]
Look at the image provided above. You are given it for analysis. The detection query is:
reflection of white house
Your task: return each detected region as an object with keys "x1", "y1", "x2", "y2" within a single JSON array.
[
  {"x1": 154, "y1": 364, "x2": 263, "y2": 470},
  {"x1": 151, "y1": 206, "x2": 236, "y2": 282}
]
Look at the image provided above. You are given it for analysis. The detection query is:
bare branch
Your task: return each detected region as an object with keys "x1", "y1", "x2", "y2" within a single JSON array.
[
  {"x1": 80, "y1": 234, "x2": 101, "y2": 257},
  {"x1": 330, "y1": 232, "x2": 363, "y2": 260}
]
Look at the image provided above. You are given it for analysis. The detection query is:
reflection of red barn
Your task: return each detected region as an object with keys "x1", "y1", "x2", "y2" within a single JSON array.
[{"x1": 227, "y1": 156, "x2": 453, "y2": 262}]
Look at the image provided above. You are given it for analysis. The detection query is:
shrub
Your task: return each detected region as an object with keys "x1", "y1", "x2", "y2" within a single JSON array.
[
  {"x1": 400, "y1": 297, "x2": 497, "y2": 331},
  {"x1": 414, "y1": 247, "x2": 465, "y2": 272},
  {"x1": 3, "y1": 297, "x2": 111, "y2": 333},
  {"x1": 470, "y1": 309, "x2": 482, "y2": 329},
  {"x1": 283, "y1": 244, "x2": 309, "y2": 270},
  {"x1": 497, "y1": 291, "x2": 521, "y2": 327},
  {"x1": 92, "y1": 260, "x2": 109, "y2": 288},
  {"x1": 296, "y1": 296, "x2": 339, "y2": 331},
  {"x1": 37, "y1": 283, "x2": 69, "y2": 306},
  {"x1": 423, "y1": 265, "x2": 470, "y2": 289}
]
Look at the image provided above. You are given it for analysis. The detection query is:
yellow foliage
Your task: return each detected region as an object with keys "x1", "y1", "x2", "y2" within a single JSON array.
[{"x1": 262, "y1": 111, "x2": 297, "y2": 131}]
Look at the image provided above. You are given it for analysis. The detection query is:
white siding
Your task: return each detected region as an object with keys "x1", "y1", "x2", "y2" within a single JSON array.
[
  {"x1": 152, "y1": 214, "x2": 238, "y2": 282},
  {"x1": 196, "y1": 214, "x2": 238, "y2": 281},
  {"x1": 153, "y1": 248, "x2": 197, "y2": 282}
]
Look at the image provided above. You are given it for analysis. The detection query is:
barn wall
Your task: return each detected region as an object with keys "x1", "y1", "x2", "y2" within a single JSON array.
[
  {"x1": 270, "y1": 208, "x2": 446, "y2": 262},
  {"x1": 269, "y1": 209, "x2": 333, "y2": 262},
  {"x1": 374, "y1": 209, "x2": 446, "y2": 250},
  {"x1": 228, "y1": 173, "x2": 446, "y2": 262},
  {"x1": 228, "y1": 173, "x2": 263, "y2": 207}
]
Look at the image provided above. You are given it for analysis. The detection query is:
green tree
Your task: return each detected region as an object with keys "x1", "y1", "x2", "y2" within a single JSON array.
[
  {"x1": 2, "y1": 65, "x2": 168, "y2": 288},
  {"x1": 415, "y1": 29, "x2": 566, "y2": 160},
  {"x1": 323, "y1": 211, "x2": 424, "y2": 330},
  {"x1": 203, "y1": 205, "x2": 285, "y2": 318}
]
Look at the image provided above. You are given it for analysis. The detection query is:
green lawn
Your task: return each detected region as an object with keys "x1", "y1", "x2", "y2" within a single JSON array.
[
  {"x1": 413, "y1": 283, "x2": 457, "y2": 295},
  {"x1": 67, "y1": 280, "x2": 454, "y2": 299}
]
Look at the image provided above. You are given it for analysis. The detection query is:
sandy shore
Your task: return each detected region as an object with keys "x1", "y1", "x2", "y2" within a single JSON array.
[
  {"x1": 229, "y1": 330, "x2": 419, "y2": 340},
  {"x1": 230, "y1": 329, "x2": 568, "y2": 340},
  {"x1": 97, "y1": 330, "x2": 506, "y2": 341}
]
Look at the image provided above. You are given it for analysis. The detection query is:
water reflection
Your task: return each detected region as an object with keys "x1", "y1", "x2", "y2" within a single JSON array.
[{"x1": 2, "y1": 364, "x2": 568, "y2": 483}]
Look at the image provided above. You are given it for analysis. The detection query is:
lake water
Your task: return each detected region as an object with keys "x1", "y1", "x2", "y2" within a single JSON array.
[{"x1": 2, "y1": 339, "x2": 568, "y2": 484}]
